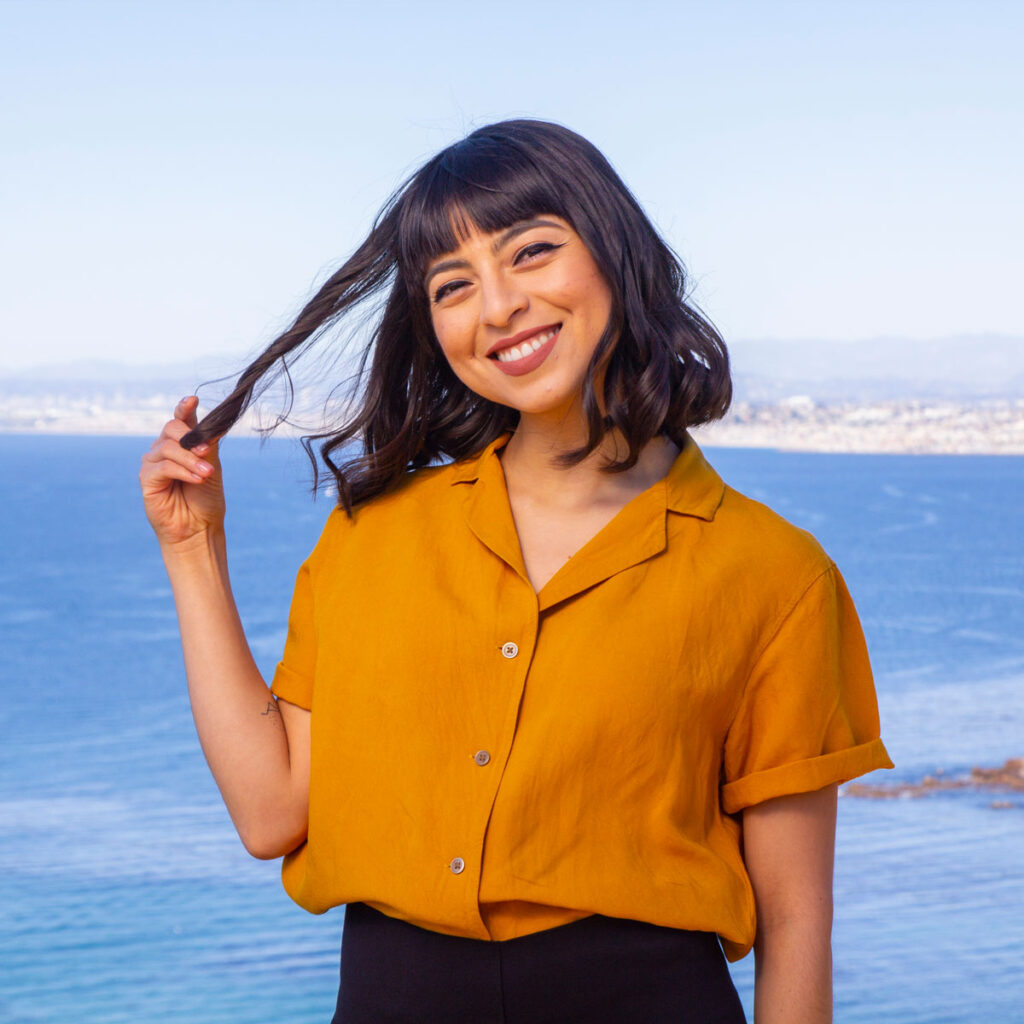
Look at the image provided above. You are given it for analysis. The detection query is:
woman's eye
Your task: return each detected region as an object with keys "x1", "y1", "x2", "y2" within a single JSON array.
[
  {"x1": 432, "y1": 280, "x2": 466, "y2": 303},
  {"x1": 515, "y1": 241, "x2": 562, "y2": 264}
]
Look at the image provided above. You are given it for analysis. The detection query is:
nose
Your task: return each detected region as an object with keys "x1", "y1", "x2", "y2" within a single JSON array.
[{"x1": 478, "y1": 271, "x2": 527, "y2": 328}]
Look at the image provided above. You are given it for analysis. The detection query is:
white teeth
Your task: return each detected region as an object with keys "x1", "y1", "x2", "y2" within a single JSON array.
[{"x1": 495, "y1": 328, "x2": 558, "y2": 363}]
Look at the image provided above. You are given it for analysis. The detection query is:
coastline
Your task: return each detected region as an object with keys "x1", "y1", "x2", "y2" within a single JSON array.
[
  {"x1": 2, "y1": 392, "x2": 1023, "y2": 454},
  {"x1": 692, "y1": 397, "x2": 1024, "y2": 455}
]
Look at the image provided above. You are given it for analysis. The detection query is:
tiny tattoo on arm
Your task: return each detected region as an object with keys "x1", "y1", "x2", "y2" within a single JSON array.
[{"x1": 261, "y1": 700, "x2": 282, "y2": 720}]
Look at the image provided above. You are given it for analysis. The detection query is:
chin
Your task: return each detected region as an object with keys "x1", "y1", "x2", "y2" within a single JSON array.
[{"x1": 501, "y1": 393, "x2": 584, "y2": 421}]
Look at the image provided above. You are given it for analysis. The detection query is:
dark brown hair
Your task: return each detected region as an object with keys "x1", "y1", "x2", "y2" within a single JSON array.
[{"x1": 182, "y1": 119, "x2": 731, "y2": 510}]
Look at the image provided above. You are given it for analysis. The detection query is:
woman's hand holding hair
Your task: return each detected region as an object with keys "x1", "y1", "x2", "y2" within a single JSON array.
[
  {"x1": 139, "y1": 399, "x2": 310, "y2": 860},
  {"x1": 140, "y1": 396, "x2": 225, "y2": 550}
]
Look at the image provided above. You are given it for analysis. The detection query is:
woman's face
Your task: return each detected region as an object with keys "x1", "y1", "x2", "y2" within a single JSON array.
[{"x1": 424, "y1": 214, "x2": 614, "y2": 423}]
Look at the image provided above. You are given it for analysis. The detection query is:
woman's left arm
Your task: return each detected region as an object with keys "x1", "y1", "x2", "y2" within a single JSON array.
[{"x1": 743, "y1": 784, "x2": 838, "y2": 1024}]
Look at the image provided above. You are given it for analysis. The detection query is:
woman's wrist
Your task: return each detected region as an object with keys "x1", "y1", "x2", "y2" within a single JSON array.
[{"x1": 160, "y1": 527, "x2": 229, "y2": 582}]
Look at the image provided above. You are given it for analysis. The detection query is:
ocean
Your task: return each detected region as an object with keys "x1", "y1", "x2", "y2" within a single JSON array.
[{"x1": 1, "y1": 435, "x2": 1022, "y2": 1023}]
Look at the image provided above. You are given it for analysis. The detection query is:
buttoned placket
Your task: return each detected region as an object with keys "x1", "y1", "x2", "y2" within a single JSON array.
[
  {"x1": 443, "y1": 583, "x2": 538, "y2": 937},
  {"x1": 437, "y1": 445, "x2": 539, "y2": 934}
]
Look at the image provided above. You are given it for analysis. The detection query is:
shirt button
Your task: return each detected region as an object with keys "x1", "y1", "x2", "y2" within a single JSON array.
[
  {"x1": 473, "y1": 750, "x2": 491, "y2": 766},
  {"x1": 449, "y1": 857, "x2": 465, "y2": 875},
  {"x1": 501, "y1": 641, "x2": 518, "y2": 659}
]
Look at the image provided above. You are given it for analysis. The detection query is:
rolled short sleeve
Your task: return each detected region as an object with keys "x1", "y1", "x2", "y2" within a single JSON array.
[
  {"x1": 721, "y1": 565, "x2": 893, "y2": 813},
  {"x1": 270, "y1": 557, "x2": 316, "y2": 710}
]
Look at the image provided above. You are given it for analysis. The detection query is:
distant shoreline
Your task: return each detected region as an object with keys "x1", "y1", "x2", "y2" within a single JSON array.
[
  {"x1": 2, "y1": 395, "x2": 1022, "y2": 455},
  {"x1": 692, "y1": 397, "x2": 1024, "y2": 455}
]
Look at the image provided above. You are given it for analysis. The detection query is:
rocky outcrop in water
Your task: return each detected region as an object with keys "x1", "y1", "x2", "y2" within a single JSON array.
[{"x1": 843, "y1": 758, "x2": 1023, "y2": 808}]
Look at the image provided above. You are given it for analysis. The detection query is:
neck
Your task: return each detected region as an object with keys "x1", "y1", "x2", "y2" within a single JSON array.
[{"x1": 500, "y1": 411, "x2": 679, "y2": 510}]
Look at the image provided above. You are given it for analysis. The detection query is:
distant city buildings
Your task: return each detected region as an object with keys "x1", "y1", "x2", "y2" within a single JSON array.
[
  {"x1": 692, "y1": 397, "x2": 1024, "y2": 454},
  {"x1": 2, "y1": 389, "x2": 1023, "y2": 454}
]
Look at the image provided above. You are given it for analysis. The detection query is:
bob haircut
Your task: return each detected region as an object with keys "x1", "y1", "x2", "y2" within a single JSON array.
[{"x1": 183, "y1": 119, "x2": 731, "y2": 511}]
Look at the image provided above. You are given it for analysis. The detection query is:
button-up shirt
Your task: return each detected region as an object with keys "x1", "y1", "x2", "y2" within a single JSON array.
[{"x1": 271, "y1": 433, "x2": 891, "y2": 960}]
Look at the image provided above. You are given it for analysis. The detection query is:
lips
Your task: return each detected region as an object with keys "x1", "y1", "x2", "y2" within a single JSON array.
[{"x1": 488, "y1": 324, "x2": 561, "y2": 377}]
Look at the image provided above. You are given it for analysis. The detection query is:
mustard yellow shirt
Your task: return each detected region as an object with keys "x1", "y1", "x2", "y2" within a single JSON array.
[{"x1": 271, "y1": 434, "x2": 892, "y2": 960}]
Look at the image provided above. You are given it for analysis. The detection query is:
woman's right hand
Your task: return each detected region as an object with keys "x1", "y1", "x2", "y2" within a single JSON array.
[
  {"x1": 140, "y1": 396, "x2": 226, "y2": 549},
  {"x1": 142, "y1": 398, "x2": 310, "y2": 859}
]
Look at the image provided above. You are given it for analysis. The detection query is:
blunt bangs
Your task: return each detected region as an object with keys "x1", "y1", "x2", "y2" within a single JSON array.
[{"x1": 396, "y1": 128, "x2": 579, "y2": 289}]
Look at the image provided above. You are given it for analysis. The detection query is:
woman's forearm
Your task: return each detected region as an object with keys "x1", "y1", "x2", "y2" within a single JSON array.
[
  {"x1": 161, "y1": 529, "x2": 308, "y2": 858},
  {"x1": 753, "y1": 915, "x2": 833, "y2": 1023},
  {"x1": 743, "y1": 785, "x2": 838, "y2": 1024}
]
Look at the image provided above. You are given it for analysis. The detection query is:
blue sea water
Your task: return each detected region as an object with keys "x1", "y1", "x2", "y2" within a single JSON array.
[{"x1": 1, "y1": 434, "x2": 1022, "y2": 1023}]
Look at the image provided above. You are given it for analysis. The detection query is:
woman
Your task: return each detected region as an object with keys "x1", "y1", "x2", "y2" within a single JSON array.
[{"x1": 140, "y1": 120, "x2": 891, "y2": 1023}]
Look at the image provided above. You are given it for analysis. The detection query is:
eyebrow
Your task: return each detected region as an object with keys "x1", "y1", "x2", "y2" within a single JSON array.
[{"x1": 423, "y1": 218, "x2": 565, "y2": 289}]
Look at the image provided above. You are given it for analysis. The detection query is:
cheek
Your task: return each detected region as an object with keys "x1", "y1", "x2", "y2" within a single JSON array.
[
  {"x1": 551, "y1": 263, "x2": 613, "y2": 325},
  {"x1": 430, "y1": 312, "x2": 469, "y2": 362},
  {"x1": 431, "y1": 317, "x2": 488, "y2": 392}
]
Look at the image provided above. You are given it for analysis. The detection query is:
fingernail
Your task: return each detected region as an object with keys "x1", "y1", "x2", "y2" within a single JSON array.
[
  {"x1": 197, "y1": 461, "x2": 214, "y2": 474},
  {"x1": 194, "y1": 443, "x2": 209, "y2": 455}
]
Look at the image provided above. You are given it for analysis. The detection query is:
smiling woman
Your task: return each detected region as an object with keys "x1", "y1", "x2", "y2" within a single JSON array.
[
  {"x1": 426, "y1": 216, "x2": 613, "y2": 418},
  {"x1": 139, "y1": 120, "x2": 891, "y2": 1023}
]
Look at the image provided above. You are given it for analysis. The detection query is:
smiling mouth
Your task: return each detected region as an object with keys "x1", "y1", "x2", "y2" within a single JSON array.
[{"x1": 490, "y1": 325, "x2": 561, "y2": 363}]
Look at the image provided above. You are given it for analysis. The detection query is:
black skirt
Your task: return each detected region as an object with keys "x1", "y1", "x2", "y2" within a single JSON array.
[{"x1": 332, "y1": 902, "x2": 746, "y2": 1024}]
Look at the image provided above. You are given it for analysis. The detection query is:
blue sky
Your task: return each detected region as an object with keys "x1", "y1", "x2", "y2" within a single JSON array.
[{"x1": 1, "y1": 0, "x2": 1021, "y2": 370}]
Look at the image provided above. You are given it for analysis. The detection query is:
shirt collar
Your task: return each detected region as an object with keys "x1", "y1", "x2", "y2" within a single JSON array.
[
  {"x1": 664, "y1": 434, "x2": 726, "y2": 521},
  {"x1": 449, "y1": 433, "x2": 512, "y2": 486},
  {"x1": 449, "y1": 431, "x2": 724, "y2": 609},
  {"x1": 451, "y1": 432, "x2": 725, "y2": 523}
]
